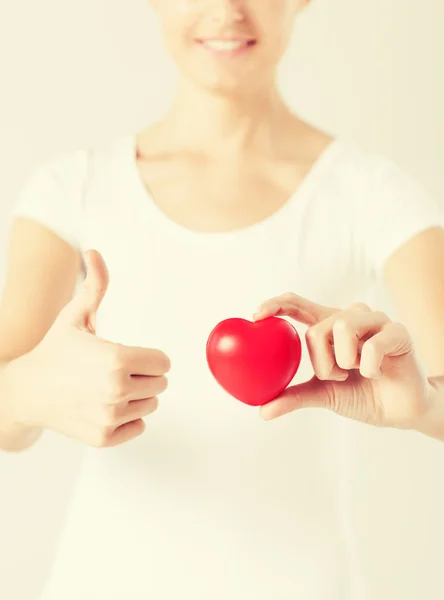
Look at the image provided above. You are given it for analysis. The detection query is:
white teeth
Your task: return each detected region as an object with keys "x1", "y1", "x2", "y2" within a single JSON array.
[{"x1": 202, "y1": 40, "x2": 246, "y2": 51}]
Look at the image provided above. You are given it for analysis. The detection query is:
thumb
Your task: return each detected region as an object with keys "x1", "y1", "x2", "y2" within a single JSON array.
[
  {"x1": 59, "y1": 249, "x2": 110, "y2": 331},
  {"x1": 259, "y1": 376, "x2": 340, "y2": 420}
]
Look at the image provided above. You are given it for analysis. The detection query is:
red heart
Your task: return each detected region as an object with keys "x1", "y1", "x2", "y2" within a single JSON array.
[{"x1": 206, "y1": 317, "x2": 302, "y2": 406}]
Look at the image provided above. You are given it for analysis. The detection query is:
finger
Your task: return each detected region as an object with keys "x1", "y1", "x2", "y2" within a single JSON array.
[
  {"x1": 349, "y1": 302, "x2": 372, "y2": 312},
  {"x1": 115, "y1": 345, "x2": 171, "y2": 376},
  {"x1": 360, "y1": 322, "x2": 413, "y2": 378},
  {"x1": 108, "y1": 419, "x2": 146, "y2": 447},
  {"x1": 122, "y1": 375, "x2": 168, "y2": 402},
  {"x1": 94, "y1": 394, "x2": 160, "y2": 425},
  {"x1": 81, "y1": 249, "x2": 110, "y2": 316},
  {"x1": 305, "y1": 322, "x2": 349, "y2": 381},
  {"x1": 84, "y1": 418, "x2": 147, "y2": 448},
  {"x1": 332, "y1": 310, "x2": 390, "y2": 371},
  {"x1": 260, "y1": 376, "x2": 331, "y2": 420},
  {"x1": 304, "y1": 304, "x2": 375, "y2": 379},
  {"x1": 252, "y1": 302, "x2": 281, "y2": 320},
  {"x1": 253, "y1": 292, "x2": 339, "y2": 326},
  {"x1": 61, "y1": 249, "x2": 109, "y2": 331},
  {"x1": 117, "y1": 397, "x2": 159, "y2": 426}
]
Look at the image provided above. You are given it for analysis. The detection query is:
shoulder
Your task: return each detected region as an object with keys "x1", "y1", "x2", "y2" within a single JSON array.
[
  {"x1": 335, "y1": 141, "x2": 443, "y2": 280},
  {"x1": 323, "y1": 138, "x2": 438, "y2": 218},
  {"x1": 295, "y1": 125, "x2": 397, "y2": 182},
  {"x1": 33, "y1": 133, "x2": 131, "y2": 192},
  {"x1": 331, "y1": 137, "x2": 439, "y2": 204},
  {"x1": 13, "y1": 133, "x2": 131, "y2": 234},
  {"x1": 330, "y1": 138, "x2": 403, "y2": 184}
]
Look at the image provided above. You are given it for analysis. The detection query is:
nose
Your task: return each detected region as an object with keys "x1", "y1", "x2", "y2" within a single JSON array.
[{"x1": 208, "y1": 0, "x2": 245, "y2": 23}]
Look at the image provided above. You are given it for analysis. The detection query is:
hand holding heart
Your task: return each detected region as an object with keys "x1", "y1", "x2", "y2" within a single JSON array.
[{"x1": 253, "y1": 293, "x2": 432, "y2": 429}]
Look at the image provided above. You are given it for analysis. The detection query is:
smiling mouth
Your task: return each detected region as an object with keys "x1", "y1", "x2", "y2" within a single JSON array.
[{"x1": 195, "y1": 38, "x2": 257, "y2": 56}]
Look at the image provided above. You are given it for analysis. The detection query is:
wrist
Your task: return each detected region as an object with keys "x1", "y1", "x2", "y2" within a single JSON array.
[{"x1": 0, "y1": 355, "x2": 42, "y2": 439}]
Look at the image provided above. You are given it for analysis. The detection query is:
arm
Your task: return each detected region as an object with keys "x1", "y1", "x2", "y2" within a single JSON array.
[
  {"x1": 418, "y1": 376, "x2": 444, "y2": 442},
  {"x1": 0, "y1": 217, "x2": 81, "y2": 452},
  {"x1": 383, "y1": 225, "x2": 444, "y2": 441},
  {"x1": 0, "y1": 359, "x2": 43, "y2": 451}
]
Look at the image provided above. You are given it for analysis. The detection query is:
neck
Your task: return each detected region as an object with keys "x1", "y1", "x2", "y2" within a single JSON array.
[{"x1": 159, "y1": 76, "x2": 298, "y2": 158}]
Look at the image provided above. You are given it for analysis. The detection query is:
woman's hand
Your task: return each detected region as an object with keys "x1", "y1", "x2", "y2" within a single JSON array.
[
  {"x1": 253, "y1": 293, "x2": 433, "y2": 430},
  {"x1": 2, "y1": 250, "x2": 171, "y2": 449}
]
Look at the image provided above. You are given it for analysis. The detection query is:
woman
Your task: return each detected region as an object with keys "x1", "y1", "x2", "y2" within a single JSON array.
[{"x1": 1, "y1": 0, "x2": 444, "y2": 598}]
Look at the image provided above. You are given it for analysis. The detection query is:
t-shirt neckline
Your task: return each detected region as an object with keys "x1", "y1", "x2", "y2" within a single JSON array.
[{"x1": 123, "y1": 132, "x2": 345, "y2": 244}]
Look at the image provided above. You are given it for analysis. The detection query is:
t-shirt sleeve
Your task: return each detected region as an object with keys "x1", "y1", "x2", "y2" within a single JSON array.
[
  {"x1": 357, "y1": 154, "x2": 444, "y2": 281},
  {"x1": 11, "y1": 150, "x2": 88, "y2": 251}
]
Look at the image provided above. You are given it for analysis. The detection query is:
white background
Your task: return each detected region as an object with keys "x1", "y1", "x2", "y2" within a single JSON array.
[{"x1": 0, "y1": 0, "x2": 443, "y2": 598}]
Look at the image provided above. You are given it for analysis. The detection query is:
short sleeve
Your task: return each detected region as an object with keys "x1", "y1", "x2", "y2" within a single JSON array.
[
  {"x1": 358, "y1": 155, "x2": 444, "y2": 281},
  {"x1": 11, "y1": 149, "x2": 88, "y2": 251}
]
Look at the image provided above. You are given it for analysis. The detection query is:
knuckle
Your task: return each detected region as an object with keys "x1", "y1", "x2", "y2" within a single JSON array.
[
  {"x1": 305, "y1": 326, "x2": 319, "y2": 343},
  {"x1": 333, "y1": 317, "x2": 350, "y2": 334},
  {"x1": 350, "y1": 302, "x2": 371, "y2": 312},
  {"x1": 110, "y1": 344, "x2": 127, "y2": 371},
  {"x1": 108, "y1": 369, "x2": 128, "y2": 400}
]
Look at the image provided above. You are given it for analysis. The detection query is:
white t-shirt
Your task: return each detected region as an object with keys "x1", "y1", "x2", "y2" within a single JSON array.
[{"x1": 12, "y1": 133, "x2": 444, "y2": 600}]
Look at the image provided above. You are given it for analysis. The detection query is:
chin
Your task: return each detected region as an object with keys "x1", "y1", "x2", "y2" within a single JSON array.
[{"x1": 190, "y1": 72, "x2": 262, "y2": 99}]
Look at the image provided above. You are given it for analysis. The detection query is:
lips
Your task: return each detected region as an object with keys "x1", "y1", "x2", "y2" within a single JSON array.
[{"x1": 196, "y1": 38, "x2": 257, "y2": 54}]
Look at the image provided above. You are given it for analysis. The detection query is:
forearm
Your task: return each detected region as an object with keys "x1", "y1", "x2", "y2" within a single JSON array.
[
  {"x1": 0, "y1": 359, "x2": 42, "y2": 452},
  {"x1": 414, "y1": 375, "x2": 444, "y2": 443}
]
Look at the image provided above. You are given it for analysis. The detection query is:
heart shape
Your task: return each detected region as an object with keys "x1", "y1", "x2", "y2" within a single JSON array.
[{"x1": 206, "y1": 317, "x2": 302, "y2": 406}]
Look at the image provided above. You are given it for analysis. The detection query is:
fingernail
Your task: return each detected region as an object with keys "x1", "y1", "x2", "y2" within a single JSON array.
[
  {"x1": 260, "y1": 411, "x2": 274, "y2": 421},
  {"x1": 254, "y1": 304, "x2": 280, "y2": 320},
  {"x1": 337, "y1": 373, "x2": 349, "y2": 381}
]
